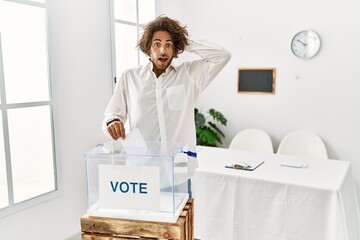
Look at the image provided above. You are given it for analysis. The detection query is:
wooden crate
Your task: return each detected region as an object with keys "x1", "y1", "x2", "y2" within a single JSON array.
[{"x1": 81, "y1": 198, "x2": 194, "y2": 240}]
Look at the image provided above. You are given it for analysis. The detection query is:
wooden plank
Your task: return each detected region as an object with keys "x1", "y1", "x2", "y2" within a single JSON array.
[
  {"x1": 179, "y1": 210, "x2": 188, "y2": 240},
  {"x1": 82, "y1": 233, "x2": 148, "y2": 239},
  {"x1": 81, "y1": 216, "x2": 185, "y2": 239},
  {"x1": 180, "y1": 199, "x2": 194, "y2": 240},
  {"x1": 187, "y1": 199, "x2": 194, "y2": 240},
  {"x1": 81, "y1": 198, "x2": 194, "y2": 240}
]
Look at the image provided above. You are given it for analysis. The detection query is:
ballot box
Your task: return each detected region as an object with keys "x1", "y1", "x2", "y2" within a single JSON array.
[{"x1": 84, "y1": 141, "x2": 189, "y2": 223}]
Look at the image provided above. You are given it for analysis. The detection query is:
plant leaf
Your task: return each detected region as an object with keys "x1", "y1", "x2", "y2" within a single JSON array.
[
  {"x1": 196, "y1": 126, "x2": 221, "y2": 146},
  {"x1": 208, "y1": 121, "x2": 225, "y2": 137},
  {"x1": 195, "y1": 107, "x2": 227, "y2": 147},
  {"x1": 195, "y1": 111, "x2": 205, "y2": 128},
  {"x1": 208, "y1": 108, "x2": 227, "y2": 126}
]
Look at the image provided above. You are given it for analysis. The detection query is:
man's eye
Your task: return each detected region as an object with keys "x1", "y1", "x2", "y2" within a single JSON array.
[
  {"x1": 154, "y1": 42, "x2": 160, "y2": 47},
  {"x1": 166, "y1": 44, "x2": 172, "y2": 48}
]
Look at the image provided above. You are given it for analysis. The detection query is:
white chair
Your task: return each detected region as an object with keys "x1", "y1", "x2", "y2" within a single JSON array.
[
  {"x1": 277, "y1": 131, "x2": 328, "y2": 159},
  {"x1": 229, "y1": 128, "x2": 274, "y2": 154}
]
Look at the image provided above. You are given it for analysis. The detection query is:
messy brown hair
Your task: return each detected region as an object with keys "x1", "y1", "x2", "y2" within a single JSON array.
[{"x1": 138, "y1": 16, "x2": 189, "y2": 58}]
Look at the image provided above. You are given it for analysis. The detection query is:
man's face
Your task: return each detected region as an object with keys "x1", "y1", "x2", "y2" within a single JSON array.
[{"x1": 150, "y1": 31, "x2": 174, "y2": 74}]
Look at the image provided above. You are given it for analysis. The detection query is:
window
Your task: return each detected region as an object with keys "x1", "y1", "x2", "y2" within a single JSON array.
[
  {"x1": 110, "y1": 0, "x2": 156, "y2": 84},
  {"x1": 0, "y1": 0, "x2": 57, "y2": 216}
]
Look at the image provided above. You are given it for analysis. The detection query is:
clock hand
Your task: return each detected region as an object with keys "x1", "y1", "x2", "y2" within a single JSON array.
[{"x1": 297, "y1": 39, "x2": 307, "y2": 46}]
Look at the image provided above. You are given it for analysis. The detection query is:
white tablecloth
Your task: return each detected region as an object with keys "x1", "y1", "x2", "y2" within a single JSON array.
[{"x1": 193, "y1": 146, "x2": 360, "y2": 240}]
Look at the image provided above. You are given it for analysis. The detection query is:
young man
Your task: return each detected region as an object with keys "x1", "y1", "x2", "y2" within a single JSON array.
[{"x1": 102, "y1": 16, "x2": 231, "y2": 190}]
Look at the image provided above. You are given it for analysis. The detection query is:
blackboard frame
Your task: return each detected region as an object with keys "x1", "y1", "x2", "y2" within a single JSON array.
[{"x1": 238, "y1": 68, "x2": 276, "y2": 94}]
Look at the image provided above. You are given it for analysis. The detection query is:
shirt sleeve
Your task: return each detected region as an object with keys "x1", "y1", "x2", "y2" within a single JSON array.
[
  {"x1": 184, "y1": 39, "x2": 231, "y2": 93},
  {"x1": 102, "y1": 72, "x2": 128, "y2": 138}
]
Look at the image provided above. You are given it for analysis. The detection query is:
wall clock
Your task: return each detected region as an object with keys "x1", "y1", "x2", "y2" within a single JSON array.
[{"x1": 291, "y1": 30, "x2": 321, "y2": 59}]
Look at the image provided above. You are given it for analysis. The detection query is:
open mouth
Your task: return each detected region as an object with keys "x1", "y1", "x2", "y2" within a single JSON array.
[{"x1": 158, "y1": 57, "x2": 168, "y2": 63}]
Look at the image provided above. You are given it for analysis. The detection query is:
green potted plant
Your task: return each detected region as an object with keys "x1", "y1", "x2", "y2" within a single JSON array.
[{"x1": 195, "y1": 108, "x2": 227, "y2": 147}]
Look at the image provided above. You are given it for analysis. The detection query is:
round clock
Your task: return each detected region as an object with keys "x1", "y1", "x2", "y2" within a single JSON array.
[{"x1": 291, "y1": 30, "x2": 321, "y2": 59}]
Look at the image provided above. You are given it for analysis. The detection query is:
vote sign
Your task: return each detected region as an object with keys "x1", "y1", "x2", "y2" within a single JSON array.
[{"x1": 98, "y1": 165, "x2": 160, "y2": 210}]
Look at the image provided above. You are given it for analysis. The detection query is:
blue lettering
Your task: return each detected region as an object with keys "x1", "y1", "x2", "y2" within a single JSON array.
[
  {"x1": 129, "y1": 182, "x2": 138, "y2": 193},
  {"x1": 109, "y1": 181, "x2": 148, "y2": 194},
  {"x1": 110, "y1": 181, "x2": 118, "y2": 192},
  {"x1": 139, "y1": 183, "x2": 148, "y2": 194},
  {"x1": 119, "y1": 182, "x2": 129, "y2": 193}
]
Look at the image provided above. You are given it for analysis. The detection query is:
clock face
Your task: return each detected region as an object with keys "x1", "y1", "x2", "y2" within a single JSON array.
[{"x1": 291, "y1": 30, "x2": 321, "y2": 59}]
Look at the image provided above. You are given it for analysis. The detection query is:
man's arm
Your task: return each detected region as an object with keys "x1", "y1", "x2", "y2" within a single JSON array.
[
  {"x1": 185, "y1": 39, "x2": 231, "y2": 91},
  {"x1": 102, "y1": 73, "x2": 128, "y2": 139}
]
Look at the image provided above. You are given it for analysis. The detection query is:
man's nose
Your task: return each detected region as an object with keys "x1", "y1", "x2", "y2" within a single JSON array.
[{"x1": 160, "y1": 46, "x2": 165, "y2": 53}]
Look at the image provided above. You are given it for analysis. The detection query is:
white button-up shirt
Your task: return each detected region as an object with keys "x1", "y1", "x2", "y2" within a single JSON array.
[{"x1": 103, "y1": 39, "x2": 231, "y2": 177}]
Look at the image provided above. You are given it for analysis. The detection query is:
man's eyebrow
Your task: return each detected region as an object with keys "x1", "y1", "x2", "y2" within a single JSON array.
[{"x1": 153, "y1": 39, "x2": 173, "y2": 42}]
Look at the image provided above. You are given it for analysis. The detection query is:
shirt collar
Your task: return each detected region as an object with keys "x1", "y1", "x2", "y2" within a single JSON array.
[{"x1": 145, "y1": 61, "x2": 178, "y2": 75}]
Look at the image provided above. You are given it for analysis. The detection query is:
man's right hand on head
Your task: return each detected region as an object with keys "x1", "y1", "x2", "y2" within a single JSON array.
[{"x1": 107, "y1": 120, "x2": 125, "y2": 140}]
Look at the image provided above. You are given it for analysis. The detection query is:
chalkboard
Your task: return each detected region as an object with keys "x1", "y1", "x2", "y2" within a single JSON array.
[{"x1": 238, "y1": 68, "x2": 276, "y2": 94}]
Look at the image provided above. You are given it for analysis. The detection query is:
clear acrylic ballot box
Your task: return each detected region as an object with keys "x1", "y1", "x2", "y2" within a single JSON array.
[{"x1": 84, "y1": 141, "x2": 189, "y2": 223}]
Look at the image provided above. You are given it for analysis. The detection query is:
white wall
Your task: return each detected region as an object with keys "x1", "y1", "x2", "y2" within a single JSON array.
[
  {"x1": 157, "y1": 0, "x2": 360, "y2": 205},
  {"x1": 0, "y1": 1, "x2": 359, "y2": 239},
  {"x1": 0, "y1": 0, "x2": 112, "y2": 239}
]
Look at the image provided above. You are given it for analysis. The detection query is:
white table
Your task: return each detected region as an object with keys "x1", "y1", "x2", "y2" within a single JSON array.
[{"x1": 193, "y1": 146, "x2": 360, "y2": 240}]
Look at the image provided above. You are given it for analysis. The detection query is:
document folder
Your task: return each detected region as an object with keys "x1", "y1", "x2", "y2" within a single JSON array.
[{"x1": 225, "y1": 159, "x2": 264, "y2": 171}]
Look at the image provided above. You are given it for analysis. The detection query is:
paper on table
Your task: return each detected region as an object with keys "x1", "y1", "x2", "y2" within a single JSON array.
[
  {"x1": 280, "y1": 158, "x2": 308, "y2": 168},
  {"x1": 226, "y1": 158, "x2": 264, "y2": 171}
]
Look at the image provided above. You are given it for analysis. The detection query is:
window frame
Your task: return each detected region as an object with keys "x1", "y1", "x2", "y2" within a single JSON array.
[
  {"x1": 109, "y1": 0, "x2": 156, "y2": 87},
  {"x1": 0, "y1": 0, "x2": 60, "y2": 218}
]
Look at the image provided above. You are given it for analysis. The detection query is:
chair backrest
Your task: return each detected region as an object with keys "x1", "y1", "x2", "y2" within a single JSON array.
[
  {"x1": 229, "y1": 128, "x2": 274, "y2": 154},
  {"x1": 277, "y1": 131, "x2": 328, "y2": 159}
]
